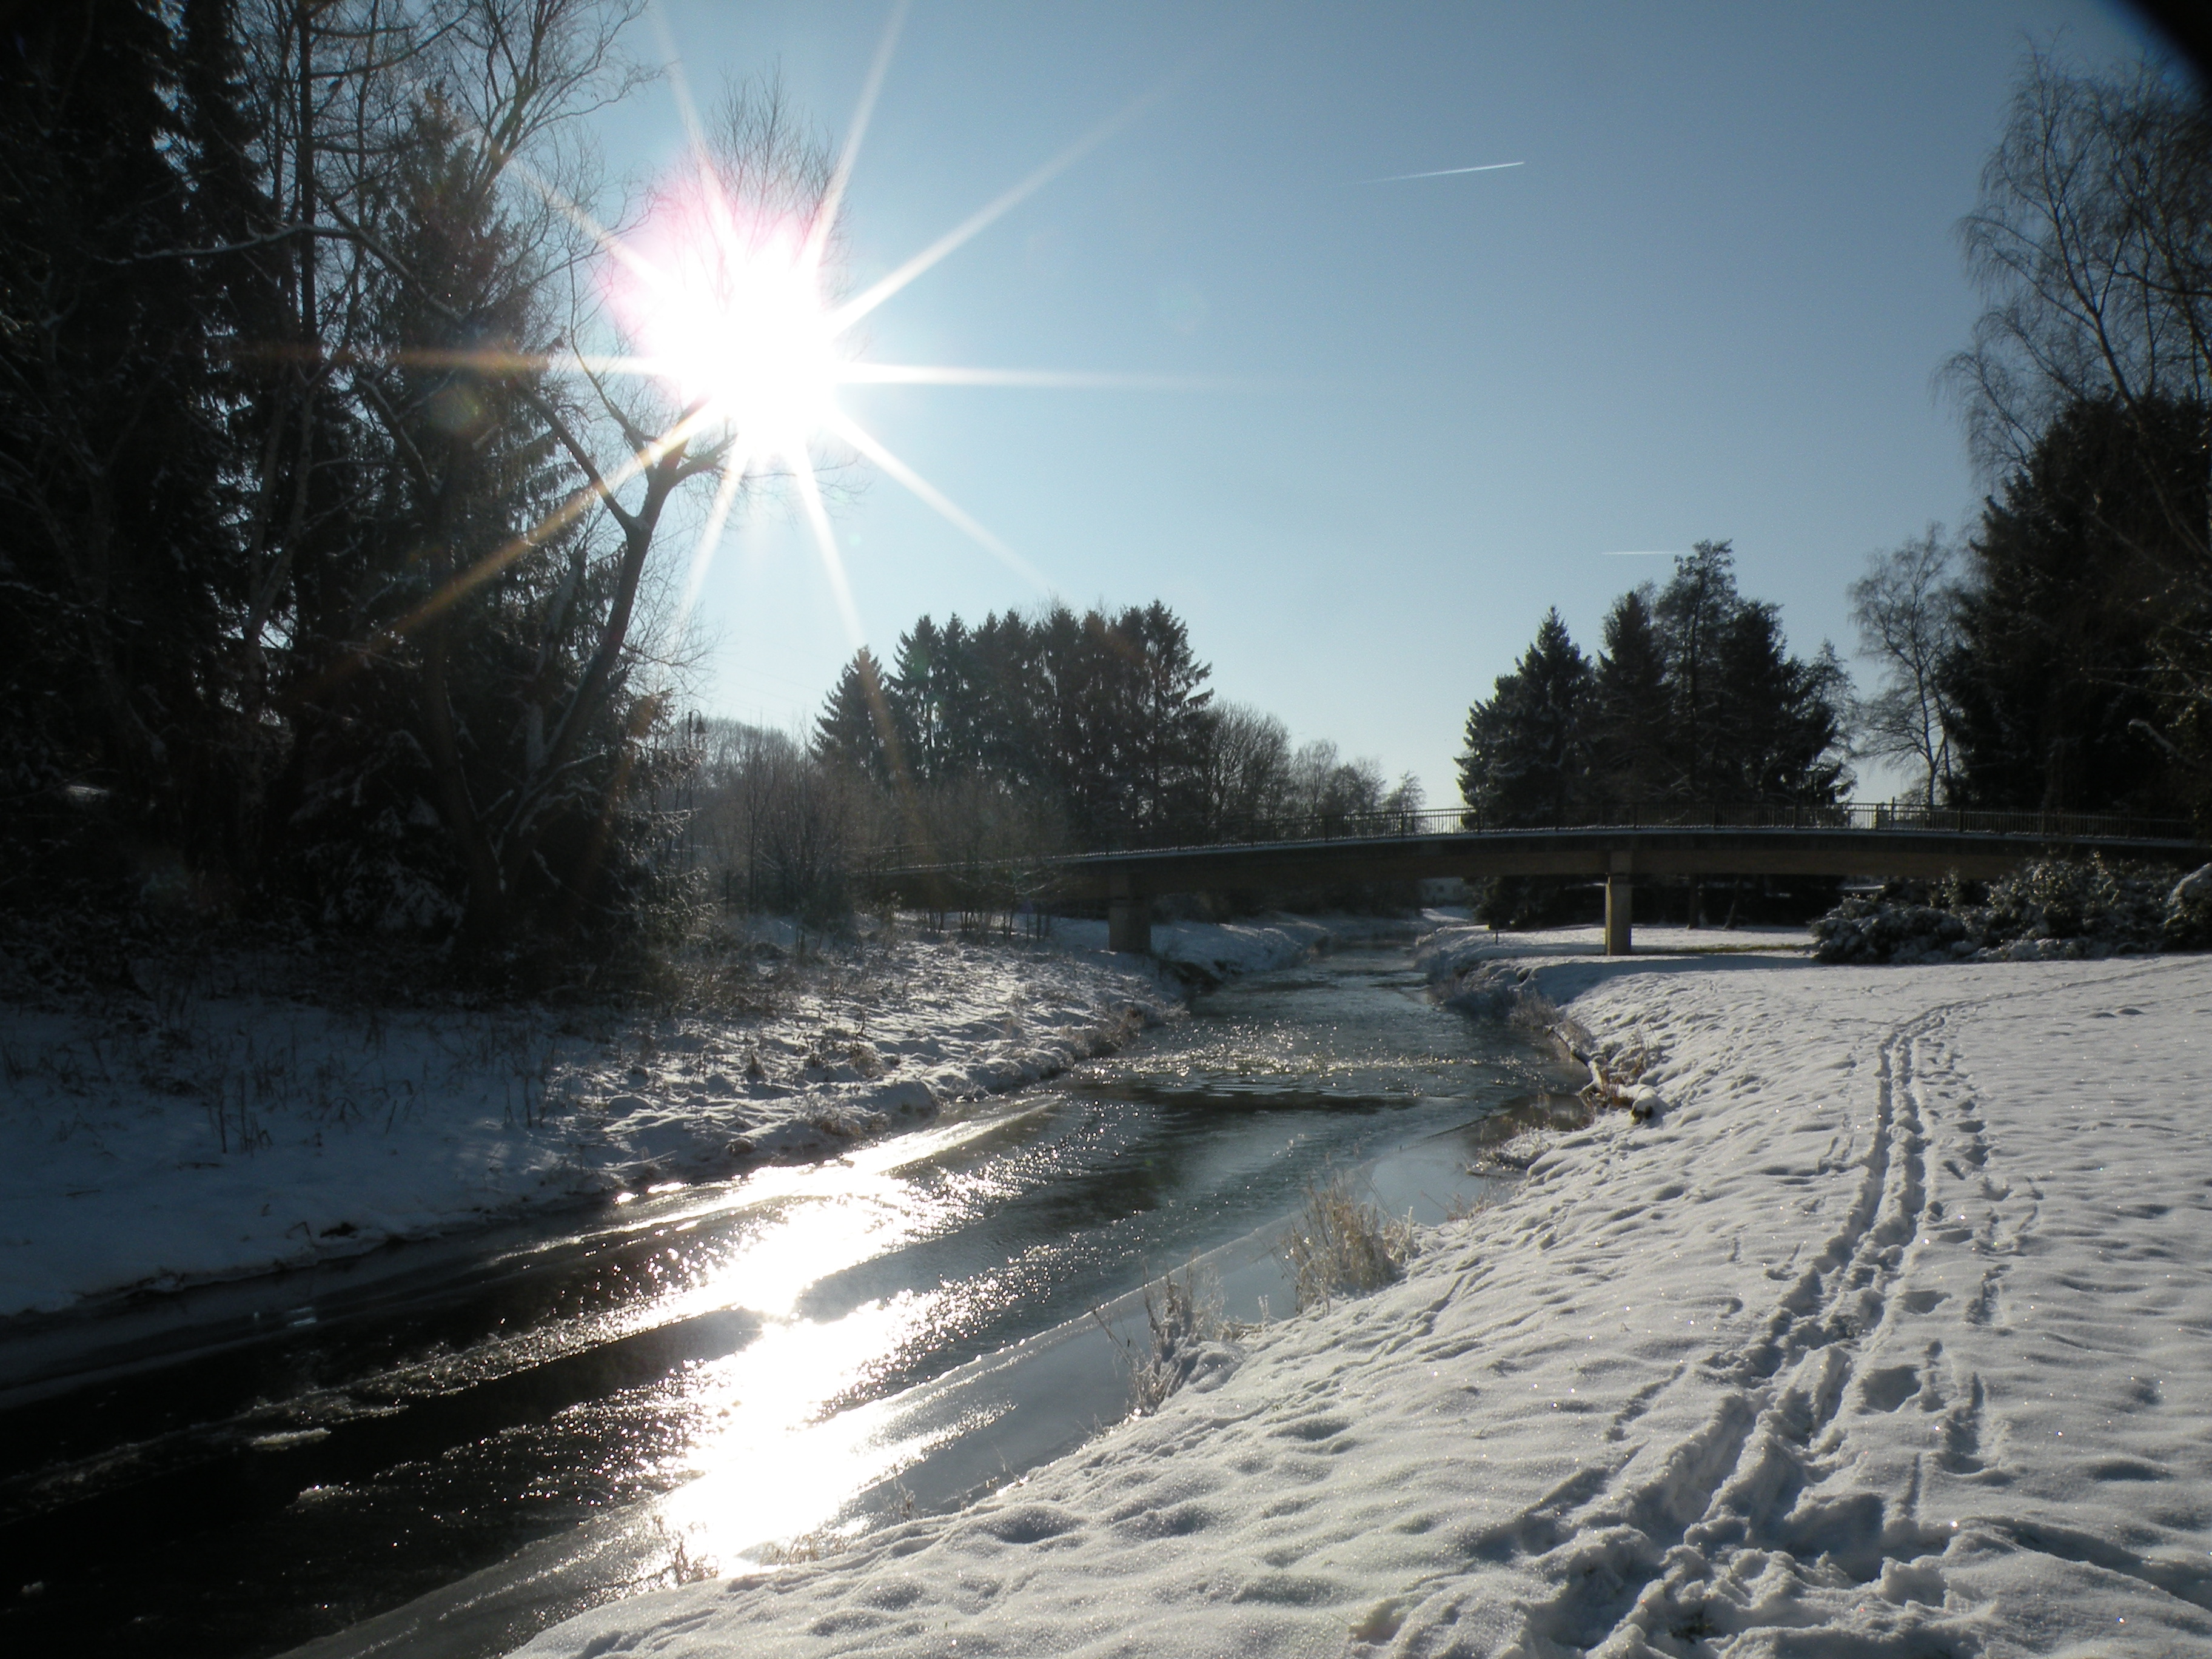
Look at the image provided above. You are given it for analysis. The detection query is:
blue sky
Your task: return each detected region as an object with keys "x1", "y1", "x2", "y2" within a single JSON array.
[{"x1": 596, "y1": 1, "x2": 2159, "y2": 801}]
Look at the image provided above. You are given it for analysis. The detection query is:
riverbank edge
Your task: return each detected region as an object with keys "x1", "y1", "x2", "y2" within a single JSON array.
[{"x1": 0, "y1": 911, "x2": 1393, "y2": 1330}]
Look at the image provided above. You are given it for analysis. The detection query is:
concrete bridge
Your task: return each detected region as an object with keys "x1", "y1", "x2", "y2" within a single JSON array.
[{"x1": 885, "y1": 806, "x2": 2209, "y2": 957}]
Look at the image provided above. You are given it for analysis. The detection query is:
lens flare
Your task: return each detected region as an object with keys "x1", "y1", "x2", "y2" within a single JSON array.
[
  {"x1": 503, "y1": 18, "x2": 1212, "y2": 654},
  {"x1": 609, "y1": 173, "x2": 843, "y2": 449}
]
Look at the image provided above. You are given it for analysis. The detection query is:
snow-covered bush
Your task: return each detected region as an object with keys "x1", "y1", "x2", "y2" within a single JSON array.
[
  {"x1": 1811, "y1": 897, "x2": 1973, "y2": 964},
  {"x1": 2174, "y1": 863, "x2": 2212, "y2": 943},
  {"x1": 1812, "y1": 857, "x2": 2212, "y2": 964}
]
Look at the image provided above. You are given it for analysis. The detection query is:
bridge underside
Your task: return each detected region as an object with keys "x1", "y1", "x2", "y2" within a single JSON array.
[{"x1": 1050, "y1": 828, "x2": 2209, "y2": 956}]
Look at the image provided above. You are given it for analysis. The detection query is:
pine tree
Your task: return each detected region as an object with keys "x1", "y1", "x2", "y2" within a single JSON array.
[
  {"x1": 1652, "y1": 541, "x2": 1742, "y2": 802},
  {"x1": 1708, "y1": 605, "x2": 1851, "y2": 803},
  {"x1": 1940, "y1": 395, "x2": 2197, "y2": 816},
  {"x1": 820, "y1": 600, "x2": 1216, "y2": 851},
  {"x1": 1589, "y1": 588, "x2": 1671, "y2": 809},
  {"x1": 0, "y1": 1, "x2": 247, "y2": 893},
  {"x1": 1458, "y1": 610, "x2": 1593, "y2": 826},
  {"x1": 1122, "y1": 602, "x2": 1215, "y2": 841},
  {"x1": 1642, "y1": 541, "x2": 1848, "y2": 808},
  {"x1": 890, "y1": 616, "x2": 949, "y2": 781},
  {"x1": 814, "y1": 649, "x2": 899, "y2": 784},
  {"x1": 970, "y1": 611, "x2": 1042, "y2": 783}
]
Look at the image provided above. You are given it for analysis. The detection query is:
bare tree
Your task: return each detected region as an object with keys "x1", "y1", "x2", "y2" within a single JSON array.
[
  {"x1": 1848, "y1": 528, "x2": 1962, "y2": 806},
  {"x1": 1284, "y1": 739, "x2": 1389, "y2": 826},
  {"x1": 1951, "y1": 48, "x2": 2211, "y2": 494},
  {"x1": 263, "y1": 10, "x2": 845, "y2": 945},
  {"x1": 1195, "y1": 702, "x2": 1292, "y2": 834},
  {"x1": 1946, "y1": 45, "x2": 2212, "y2": 759},
  {"x1": 1, "y1": 1, "x2": 857, "y2": 945}
]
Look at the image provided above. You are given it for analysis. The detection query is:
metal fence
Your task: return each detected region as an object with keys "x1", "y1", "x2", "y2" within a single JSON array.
[
  {"x1": 1054, "y1": 800, "x2": 2202, "y2": 859},
  {"x1": 870, "y1": 802, "x2": 2202, "y2": 878}
]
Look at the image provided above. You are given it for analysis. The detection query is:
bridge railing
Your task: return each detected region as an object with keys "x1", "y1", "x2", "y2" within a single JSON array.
[
  {"x1": 1054, "y1": 800, "x2": 2199, "y2": 857},
  {"x1": 870, "y1": 802, "x2": 2199, "y2": 876}
]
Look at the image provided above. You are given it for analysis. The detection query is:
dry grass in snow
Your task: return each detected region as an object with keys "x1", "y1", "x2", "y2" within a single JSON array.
[{"x1": 1279, "y1": 1175, "x2": 1416, "y2": 1313}]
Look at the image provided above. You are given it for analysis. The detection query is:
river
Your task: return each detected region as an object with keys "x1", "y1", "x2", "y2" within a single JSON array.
[{"x1": 0, "y1": 943, "x2": 1583, "y2": 1658}]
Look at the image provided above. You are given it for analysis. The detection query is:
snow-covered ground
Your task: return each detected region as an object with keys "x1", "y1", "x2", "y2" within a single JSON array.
[
  {"x1": 0, "y1": 916, "x2": 1332, "y2": 1319},
  {"x1": 517, "y1": 930, "x2": 2212, "y2": 1658}
]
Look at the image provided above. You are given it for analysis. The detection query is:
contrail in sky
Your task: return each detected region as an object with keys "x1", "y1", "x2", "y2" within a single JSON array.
[
  {"x1": 1601, "y1": 550, "x2": 1678, "y2": 557},
  {"x1": 1364, "y1": 161, "x2": 1523, "y2": 183}
]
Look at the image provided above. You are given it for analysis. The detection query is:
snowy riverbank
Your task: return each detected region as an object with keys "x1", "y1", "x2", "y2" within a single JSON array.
[
  {"x1": 0, "y1": 916, "x2": 1336, "y2": 1319},
  {"x1": 518, "y1": 933, "x2": 2212, "y2": 1658}
]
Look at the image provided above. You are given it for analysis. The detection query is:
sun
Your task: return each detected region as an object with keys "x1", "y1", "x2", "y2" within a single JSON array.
[
  {"x1": 609, "y1": 171, "x2": 846, "y2": 454},
  {"x1": 543, "y1": 10, "x2": 1194, "y2": 646}
]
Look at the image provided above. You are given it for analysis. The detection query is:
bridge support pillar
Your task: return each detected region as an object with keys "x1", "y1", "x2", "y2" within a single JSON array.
[
  {"x1": 1604, "y1": 853, "x2": 1634, "y2": 956},
  {"x1": 1107, "y1": 874, "x2": 1151, "y2": 954}
]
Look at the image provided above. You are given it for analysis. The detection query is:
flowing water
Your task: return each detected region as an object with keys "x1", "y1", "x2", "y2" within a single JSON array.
[{"x1": 0, "y1": 944, "x2": 1583, "y2": 1659}]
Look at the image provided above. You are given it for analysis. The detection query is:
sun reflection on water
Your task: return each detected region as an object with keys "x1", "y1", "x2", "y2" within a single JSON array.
[
  {"x1": 654, "y1": 1289, "x2": 956, "y2": 1560},
  {"x1": 565, "y1": 965, "x2": 1526, "y2": 1567},
  {"x1": 602, "y1": 1107, "x2": 1060, "y2": 1559}
]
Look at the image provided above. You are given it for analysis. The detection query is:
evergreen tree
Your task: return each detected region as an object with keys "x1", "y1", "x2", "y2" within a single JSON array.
[
  {"x1": 814, "y1": 649, "x2": 898, "y2": 785},
  {"x1": 285, "y1": 101, "x2": 624, "y2": 940},
  {"x1": 816, "y1": 599, "x2": 1215, "y2": 851},
  {"x1": 1458, "y1": 553, "x2": 1846, "y2": 851},
  {"x1": 1120, "y1": 601, "x2": 1215, "y2": 841},
  {"x1": 1458, "y1": 610, "x2": 1593, "y2": 826},
  {"x1": 931, "y1": 614, "x2": 985, "y2": 776},
  {"x1": 889, "y1": 616, "x2": 950, "y2": 781},
  {"x1": 1945, "y1": 50, "x2": 2212, "y2": 821},
  {"x1": 1652, "y1": 541, "x2": 1742, "y2": 802},
  {"x1": 1587, "y1": 588, "x2": 1671, "y2": 808},
  {"x1": 1708, "y1": 605, "x2": 1851, "y2": 802},
  {"x1": 970, "y1": 611, "x2": 1042, "y2": 783},
  {"x1": 1940, "y1": 395, "x2": 2199, "y2": 816},
  {"x1": 0, "y1": 1, "x2": 249, "y2": 893},
  {"x1": 1643, "y1": 542, "x2": 1849, "y2": 806},
  {"x1": 1, "y1": 2, "x2": 767, "y2": 957}
]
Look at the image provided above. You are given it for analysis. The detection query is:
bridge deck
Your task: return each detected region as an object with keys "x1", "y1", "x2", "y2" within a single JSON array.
[
  {"x1": 879, "y1": 817, "x2": 2210, "y2": 956},
  {"x1": 1059, "y1": 824, "x2": 2208, "y2": 890}
]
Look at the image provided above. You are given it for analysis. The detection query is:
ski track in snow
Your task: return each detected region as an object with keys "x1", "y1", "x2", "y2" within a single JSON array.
[{"x1": 515, "y1": 942, "x2": 2212, "y2": 1658}]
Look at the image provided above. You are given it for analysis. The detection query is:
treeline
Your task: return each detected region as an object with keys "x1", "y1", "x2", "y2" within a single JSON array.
[
  {"x1": 1458, "y1": 544, "x2": 1850, "y2": 927},
  {"x1": 1460, "y1": 541, "x2": 1851, "y2": 829},
  {"x1": 671, "y1": 600, "x2": 1418, "y2": 922},
  {"x1": 0, "y1": 1, "x2": 797, "y2": 962},
  {"x1": 808, "y1": 603, "x2": 1419, "y2": 855},
  {"x1": 1851, "y1": 51, "x2": 2209, "y2": 825}
]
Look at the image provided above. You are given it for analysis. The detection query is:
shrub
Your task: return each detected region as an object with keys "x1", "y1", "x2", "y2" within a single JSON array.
[
  {"x1": 1279, "y1": 1176, "x2": 1415, "y2": 1313},
  {"x1": 1811, "y1": 857, "x2": 2211, "y2": 964},
  {"x1": 1131, "y1": 1259, "x2": 1232, "y2": 1413}
]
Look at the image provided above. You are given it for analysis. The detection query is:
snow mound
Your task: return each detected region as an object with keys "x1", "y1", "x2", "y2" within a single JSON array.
[{"x1": 1050, "y1": 914, "x2": 1330, "y2": 981}]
